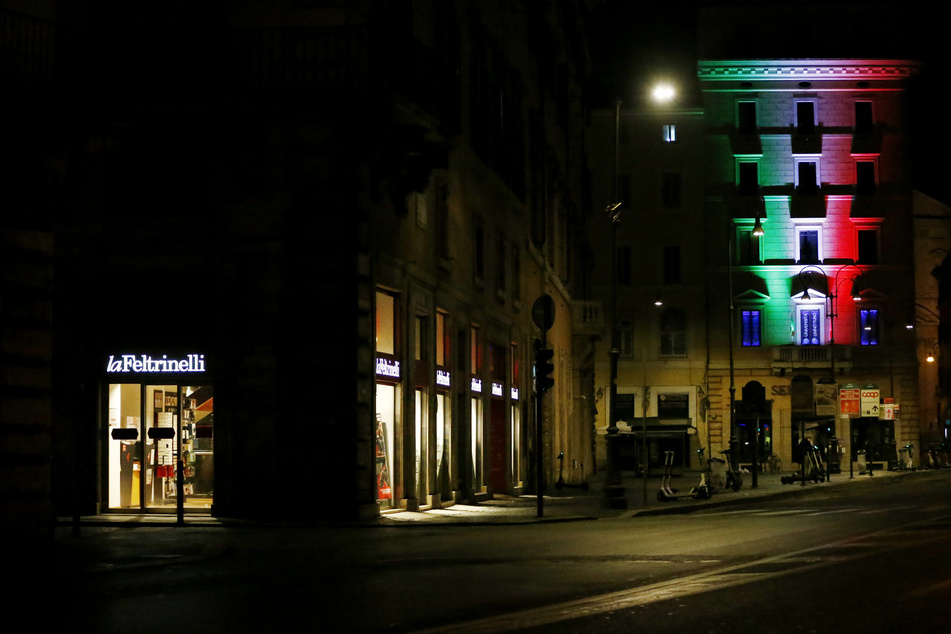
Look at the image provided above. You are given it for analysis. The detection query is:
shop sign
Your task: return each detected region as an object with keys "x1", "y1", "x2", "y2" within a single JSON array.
[
  {"x1": 436, "y1": 369, "x2": 451, "y2": 388},
  {"x1": 491, "y1": 382, "x2": 504, "y2": 397},
  {"x1": 511, "y1": 387, "x2": 519, "y2": 400},
  {"x1": 658, "y1": 393, "x2": 689, "y2": 419},
  {"x1": 107, "y1": 354, "x2": 206, "y2": 374},
  {"x1": 471, "y1": 377, "x2": 482, "y2": 393},
  {"x1": 880, "y1": 404, "x2": 900, "y2": 420},
  {"x1": 839, "y1": 384, "x2": 860, "y2": 417},
  {"x1": 861, "y1": 384, "x2": 880, "y2": 417},
  {"x1": 376, "y1": 356, "x2": 401, "y2": 380}
]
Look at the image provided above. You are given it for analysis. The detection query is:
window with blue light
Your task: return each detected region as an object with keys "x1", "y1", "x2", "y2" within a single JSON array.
[
  {"x1": 861, "y1": 309, "x2": 879, "y2": 346},
  {"x1": 800, "y1": 308, "x2": 821, "y2": 345},
  {"x1": 741, "y1": 310, "x2": 761, "y2": 347}
]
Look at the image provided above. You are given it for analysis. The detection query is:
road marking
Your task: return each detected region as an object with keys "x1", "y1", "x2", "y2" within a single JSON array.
[{"x1": 412, "y1": 515, "x2": 951, "y2": 634}]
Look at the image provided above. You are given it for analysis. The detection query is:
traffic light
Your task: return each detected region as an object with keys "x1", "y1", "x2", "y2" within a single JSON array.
[{"x1": 535, "y1": 346, "x2": 555, "y2": 393}]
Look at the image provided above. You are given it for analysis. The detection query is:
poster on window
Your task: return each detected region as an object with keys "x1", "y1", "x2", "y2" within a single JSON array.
[{"x1": 801, "y1": 309, "x2": 820, "y2": 345}]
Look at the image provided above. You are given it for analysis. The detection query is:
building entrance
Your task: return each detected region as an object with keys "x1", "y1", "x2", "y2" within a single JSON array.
[{"x1": 106, "y1": 383, "x2": 214, "y2": 512}]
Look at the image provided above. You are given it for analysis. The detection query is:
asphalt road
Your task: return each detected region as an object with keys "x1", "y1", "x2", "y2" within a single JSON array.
[{"x1": 48, "y1": 470, "x2": 951, "y2": 633}]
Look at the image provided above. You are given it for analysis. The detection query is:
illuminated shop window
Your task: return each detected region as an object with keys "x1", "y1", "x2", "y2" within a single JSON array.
[
  {"x1": 741, "y1": 310, "x2": 761, "y2": 347},
  {"x1": 861, "y1": 309, "x2": 880, "y2": 346}
]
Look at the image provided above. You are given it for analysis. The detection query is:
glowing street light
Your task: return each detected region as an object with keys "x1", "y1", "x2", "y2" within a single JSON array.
[{"x1": 651, "y1": 83, "x2": 676, "y2": 104}]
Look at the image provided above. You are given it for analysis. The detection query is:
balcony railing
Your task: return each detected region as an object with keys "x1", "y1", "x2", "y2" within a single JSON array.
[
  {"x1": 572, "y1": 300, "x2": 604, "y2": 337},
  {"x1": 772, "y1": 345, "x2": 852, "y2": 366}
]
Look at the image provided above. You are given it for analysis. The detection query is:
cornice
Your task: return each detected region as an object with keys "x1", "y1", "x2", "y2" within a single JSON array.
[{"x1": 698, "y1": 59, "x2": 921, "y2": 81}]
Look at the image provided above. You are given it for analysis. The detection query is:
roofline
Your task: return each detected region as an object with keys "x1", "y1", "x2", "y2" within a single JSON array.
[{"x1": 698, "y1": 59, "x2": 922, "y2": 81}]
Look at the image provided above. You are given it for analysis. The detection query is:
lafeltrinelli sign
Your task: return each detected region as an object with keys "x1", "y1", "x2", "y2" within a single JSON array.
[{"x1": 107, "y1": 353, "x2": 208, "y2": 374}]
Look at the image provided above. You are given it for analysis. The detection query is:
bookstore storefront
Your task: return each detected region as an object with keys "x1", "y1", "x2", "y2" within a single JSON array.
[{"x1": 103, "y1": 352, "x2": 214, "y2": 513}]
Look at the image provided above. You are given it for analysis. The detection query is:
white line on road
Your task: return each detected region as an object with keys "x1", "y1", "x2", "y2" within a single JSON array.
[{"x1": 412, "y1": 514, "x2": 951, "y2": 634}]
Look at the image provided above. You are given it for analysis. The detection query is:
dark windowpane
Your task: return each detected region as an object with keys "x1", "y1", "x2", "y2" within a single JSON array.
[
  {"x1": 660, "y1": 309, "x2": 687, "y2": 357},
  {"x1": 738, "y1": 102, "x2": 757, "y2": 134},
  {"x1": 799, "y1": 230, "x2": 819, "y2": 264},
  {"x1": 861, "y1": 309, "x2": 879, "y2": 346},
  {"x1": 662, "y1": 173, "x2": 681, "y2": 208},
  {"x1": 738, "y1": 162, "x2": 758, "y2": 195},
  {"x1": 738, "y1": 229, "x2": 761, "y2": 265},
  {"x1": 855, "y1": 102, "x2": 873, "y2": 135},
  {"x1": 797, "y1": 102, "x2": 815, "y2": 134},
  {"x1": 856, "y1": 162, "x2": 876, "y2": 195},
  {"x1": 798, "y1": 162, "x2": 817, "y2": 195},
  {"x1": 857, "y1": 229, "x2": 878, "y2": 264},
  {"x1": 663, "y1": 246, "x2": 681, "y2": 284},
  {"x1": 617, "y1": 246, "x2": 631, "y2": 285}
]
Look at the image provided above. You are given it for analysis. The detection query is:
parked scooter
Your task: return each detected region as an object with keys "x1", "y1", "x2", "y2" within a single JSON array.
[
  {"x1": 657, "y1": 450, "x2": 710, "y2": 502},
  {"x1": 781, "y1": 437, "x2": 825, "y2": 484},
  {"x1": 721, "y1": 448, "x2": 743, "y2": 492},
  {"x1": 896, "y1": 444, "x2": 916, "y2": 471},
  {"x1": 555, "y1": 452, "x2": 589, "y2": 490}
]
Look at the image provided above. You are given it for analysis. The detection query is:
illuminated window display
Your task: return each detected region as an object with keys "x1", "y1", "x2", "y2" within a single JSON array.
[
  {"x1": 106, "y1": 382, "x2": 214, "y2": 511},
  {"x1": 376, "y1": 290, "x2": 399, "y2": 508}
]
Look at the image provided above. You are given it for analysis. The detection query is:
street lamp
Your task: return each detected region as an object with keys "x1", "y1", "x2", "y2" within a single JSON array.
[
  {"x1": 831, "y1": 264, "x2": 863, "y2": 480},
  {"x1": 798, "y1": 263, "x2": 864, "y2": 479},
  {"x1": 651, "y1": 83, "x2": 676, "y2": 104},
  {"x1": 603, "y1": 97, "x2": 626, "y2": 510},
  {"x1": 604, "y1": 85, "x2": 678, "y2": 509}
]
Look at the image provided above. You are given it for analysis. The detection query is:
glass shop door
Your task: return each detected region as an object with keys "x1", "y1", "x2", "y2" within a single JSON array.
[{"x1": 107, "y1": 384, "x2": 214, "y2": 512}]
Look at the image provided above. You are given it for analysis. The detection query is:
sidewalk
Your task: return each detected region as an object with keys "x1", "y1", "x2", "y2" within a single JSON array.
[
  {"x1": 378, "y1": 465, "x2": 913, "y2": 525},
  {"x1": 56, "y1": 466, "x2": 917, "y2": 530}
]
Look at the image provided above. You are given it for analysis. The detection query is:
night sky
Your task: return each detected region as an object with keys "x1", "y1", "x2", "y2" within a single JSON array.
[{"x1": 585, "y1": 0, "x2": 951, "y2": 203}]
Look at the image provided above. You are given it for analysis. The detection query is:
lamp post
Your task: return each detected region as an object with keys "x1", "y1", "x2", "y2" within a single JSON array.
[
  {"x1": 603, "y1": 97, "x2": 625, "y2": 509},
  {"x1": 603, "y1": 85, "x2": 676, "y2": 509},
  {"x1": 798, "y1": 263, "x2": 864, "y2": 480},
  {"x1": 831, "y1": 264, "x2": 863, "y2": 480}
]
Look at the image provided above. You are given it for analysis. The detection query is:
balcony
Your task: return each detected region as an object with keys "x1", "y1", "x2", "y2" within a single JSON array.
[
  {"x1": 772, "y1": 345, "x2": 852, "y2": 370},
  {"x1": 572, "y1": 301, "x2": 604, "y2": 338}
]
